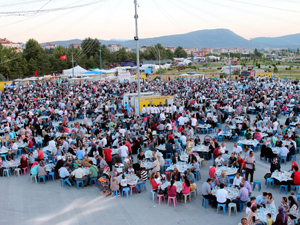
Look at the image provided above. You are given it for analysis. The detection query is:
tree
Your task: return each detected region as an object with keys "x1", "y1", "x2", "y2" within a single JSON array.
[
  {"x1": 24, "y1": 39, "x2": 44, "y2": 62},
  {"x1": 174, "y1": 46, "x2": 187, "y2": 58},
  {"x1": 81, "y1": 38, "x2": 100, "y2": 59}
]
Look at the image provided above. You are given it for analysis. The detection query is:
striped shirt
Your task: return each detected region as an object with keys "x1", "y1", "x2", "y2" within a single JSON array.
[{"x1": 141, "y1": 170, "x2": 148, "y2": 181}]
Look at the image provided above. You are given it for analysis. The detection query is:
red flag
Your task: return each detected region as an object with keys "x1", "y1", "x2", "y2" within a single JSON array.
[
  {"x1": 35, "y1": 70, "x2": 38, "y2": 76},
  {"x1": 60, "y1": 55, "x2": 67, "y2": 60}
]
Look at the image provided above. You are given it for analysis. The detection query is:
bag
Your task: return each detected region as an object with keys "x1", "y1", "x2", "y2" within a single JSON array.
[
  {"x1": 264, "y1": 173, "x2": 271, "y2": 179},
  {"x1": 190, "y1": 184, "x2": 195, "y2": 191}
]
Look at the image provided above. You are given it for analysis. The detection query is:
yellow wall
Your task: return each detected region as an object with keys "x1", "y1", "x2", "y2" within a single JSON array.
[
  {"x1": 257, "y1": 72, "x2": 273, "y2": 78},
  {"x1": 135, "y1": 74, "x2": 146, "y2": 79},
  {"x1": 0, "y1": 81, "x2": 12, "y2": 91},
  {"x1": 136, "y1": 96, "x2": 173, "y2": 113}
]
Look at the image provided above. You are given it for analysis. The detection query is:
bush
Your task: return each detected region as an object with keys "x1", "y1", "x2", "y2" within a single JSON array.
[
  {"x1": 273, "y1": 65, "x2": 278, "y2": 72},
  {"x1": 258, "y1": 64, "x2": 260, "y2": 68},
  {"x1": 155, "y1": 68, "x2": 167, "y2": 74}
]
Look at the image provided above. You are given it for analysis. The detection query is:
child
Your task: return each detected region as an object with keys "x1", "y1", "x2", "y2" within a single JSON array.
[
  {"x1": 29, "y1": 152, "x2": 35, "y2": 167},
  {"x1": 128, "y1": 165, "x2": 134, "y2": 175},
  {"x1": 216, "y1": 129, "x2": 221, "y2": 135},
  {"x1": 250, "y1": 196, "x2": 256, "y2": 207},
  {"x1": 73, "y1": 159, "x2": 79, "y2": 169},
  {"x1": 120, "y1": 174, "x2": 128, "y2": 192},
  {"x1": 291, "y1": 191, "x2": 298, "y2": 203},
  {"x1": 246, "y1": 202, "x2": 252, "y2": 216},
  {"x1": 267, "y1": 213, "x2": 273, "y2": 225},
  {"x1": 280, "y1": 197, "x2": 289, "y2": 212}
]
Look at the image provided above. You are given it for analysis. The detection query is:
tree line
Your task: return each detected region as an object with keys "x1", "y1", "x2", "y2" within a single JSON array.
[{"x1": 0, "y1": 37, "x2": 188, "y2": 80}]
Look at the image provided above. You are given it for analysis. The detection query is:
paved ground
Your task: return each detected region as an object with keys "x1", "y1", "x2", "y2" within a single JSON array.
[{"x1": 0, "y1": 114, "x2": 299, "y2": 225}]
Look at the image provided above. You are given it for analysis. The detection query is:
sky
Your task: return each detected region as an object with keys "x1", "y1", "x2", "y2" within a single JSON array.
[{"x1": 0, "y1": 0, "x2": 299, "y2": 43}]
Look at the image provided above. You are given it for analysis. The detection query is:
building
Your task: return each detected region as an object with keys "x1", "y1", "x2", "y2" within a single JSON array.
[
  {"x1": 195, "y1": 51, "x2": 210, "y2": 56},
  {"x1": 107, "y1": 44, "x2": 122, "y2": 52},
  {"x1": 125, "y1": 47, "x2": 132, "y2": 53},
  {"x1": 43, "y1": 42, "x2": 57, "y2": 50},
  {"x1": 190, "y1": 47, "x2": 198, "y2": 52},
  {"x1": 69, "y1": 43, "x2": 81, "y2": 49},
  {"x1": 163, "y1": 46, "x2": 175, "y2": 53},
  {"x1": 18, "y1": 42, "x2": 26, "y2": 49},
  {"x1": 140, "y1": 46, "x2": 147, "y2": 52},
  {"x1": 182, "y1": 48, "x2": 191, "y2": 55},
  {"x1": 0, "y1": 38, "x2": 19, "y2": 48},
  {"x1": 201, "y1": 48, "x2": 213, "y2": 54}
]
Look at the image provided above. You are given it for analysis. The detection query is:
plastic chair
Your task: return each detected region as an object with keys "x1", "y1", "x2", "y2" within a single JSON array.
[
  {"x1": 280, "y1": 157, "x2": 287, "y2": 165},
  {"x1": 129, "y1": 185, "x2": 138, "y2": 195},
  {"x1": 155, "y1": 194, "x2": 165, "y2": 205},
  {"x1": 31, "y1": 175, "x2": 37, "y2": 183},
  {"x1": 48, "y1": 172, "x2": 55, "y2": 181},
  {"x1": 291, "y1": 155, "x2": 296, "y2": 162},
  {"x1": 22, "y1": 167, "x2": 27, "y2": 175},
  {"x1": 168, "y1": 196, "x2": 177, "y2": 207},
  {"x1": 190, "y1": 189, "x2": 197, "y2": 199},
  {"x1": 150, "y1": 190, "x2": 157, "y2": 201},
  {"x1": 266, "y1": 178, "x2": 275, "y2": 189},
  {"x1": 38, "y1": 176, "x2": 46, "y2": 184},
  {"x1": 280, "y1": 185, "x2": 288, "y2": 194},
  {"x1": 294, "y1": 185, "x2": 300, "y2": 195},
  {"x1": 217, "y1": 203, "x2": 226, "y2": 215},
  {"x1": 183, "y1": 193, "x2": 191, "y2": 204},
  {"x1": 111, "y1": 190, "x2": 120, "y2": 198},
  {"x1": 193, "y1": 171, "x2": 201, "y2": 181},
  {"x1": 3, "y1": 168, "x2": 10, "y2": 177},
  {"x1": 90, "y1": 177, "x2": 97, "y2": 187},
  {"x1": 122, "y1": 187, "x2": 130, "y2": 199},
  {"x1": 61, "y1": 178, "x2": 72, "y2": 188},
  {"x1": 202, "y1": 198, "x2": 212, "y2": 208},
  {"x1": 76, "y1": 180, "x2": 84, "y2": 190},
  {"x1": 253, "y1": 146, "x2": 258, "y2": 153},
  {"x1": 239, "y1": 202, "x2": 247, "y2": 212},
  {"x1": 140, "y1": 183, "x2": 147, "y2": 192},
  {"x1": 232, "y1": 136, "x2": 238, "y2": 142},
  {"x1": 228, "y1": 203, "x2": 237, "y2": 216},
  {"x1": 0, "y1": 154, "x2": 7, "y2": 161},
  {"x1": 18, "y1": 148, "x2": 23, "y2": 156},
  {"x1": 14, "y1": 168, "x2": 21, "y2": 177},
  {"x1": 228, "y1": 175, "x2": 235, "y2": 184},
  {"x1": 166, "y1": 153, "x2": 172, "y2": 159},
  {"x1": 297, "y1": 147, "x2": 300, "y2": 154},
  {"x1": 252, "y1": 180, "x2": 261, "y2": 192}
]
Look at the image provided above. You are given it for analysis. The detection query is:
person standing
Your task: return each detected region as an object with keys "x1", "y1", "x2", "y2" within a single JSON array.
[
  {"x1": 103, "y1": 145, "x2": 112, "y2": 171},
  {"x1": 245, "y1": 151, "x2": 255, "y2": 183}
]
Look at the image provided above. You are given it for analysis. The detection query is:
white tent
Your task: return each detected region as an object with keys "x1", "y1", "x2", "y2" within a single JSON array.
[
  {"x1": 94, "y1": 69, "x2": 116, "y2": 74},
  {"x1": 63, "y1": 65, "x2": 88, "y2": 76}
]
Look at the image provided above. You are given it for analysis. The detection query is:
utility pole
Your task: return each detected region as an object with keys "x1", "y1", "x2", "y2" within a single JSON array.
[
  {"x1": 229, "y1": 51, "x2": 231, "y2": 81},
  {"x1": 134, "y1": 0, "x2": 140, "y2": 98},
  {"x1": 99, "y1": 44, "x2": 102, "y2": 69},
  {"x1": 72, "y1": 47, "x2": 74, "y2": 78},
  {"x1": 159, "y1": 50, "x2": 161, "y2": 80}
]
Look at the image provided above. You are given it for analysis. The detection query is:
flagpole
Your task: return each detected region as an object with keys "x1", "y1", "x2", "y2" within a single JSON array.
[
  {"x1": 72, "y1": 47, "x2": 74, "y2": 78},
  {"x1": 134, "y1": 0, "x2": 140, "y2": 98}
]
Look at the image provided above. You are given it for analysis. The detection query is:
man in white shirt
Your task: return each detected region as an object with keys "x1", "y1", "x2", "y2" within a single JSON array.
[
  {"x1": 71, "y1": 164, "x2": 88, "y2": 186},
  {"x1": 180, "y1": 134, "x2": 187, "y2": 147},
  {"x1": 233, "y1": 143, "x2": 243, "y2": 155},
  {"x1": 119, "y1": 142, "x2": 128, "y2": 162},
  {"x1": 216, "y1": 183, "x2": 229, "y2": 204},
  {"x1": 141, "y1": 105, "x2": 146, "y2": 115},
  {"x1": 215, "y1": 154, "x2": 225, "y2": 166},
  {"x1": 191, "y1": 116, "x2": 197, "y2": 128},
  {"x1": 178, "y1": 114, "x2": 185, "y2": 126},
  {"x1": 233, "y1": 173, "x2": 242, "y2": 188},
  {"x1": 273, "y1": 120, "x2": 279, "y2": 134},
  {"x1": 48, "y1": 138, "x2": 56, "y2": 150},
  {"x1": 279, "y1": 144, "x2": 289, "y2": 158},
  {"x1": 119, "y1": 127, "x2": 126, "y2": 137},
  {"x1": 219, "y1": 142, "x2": 226, "y2": 154}
]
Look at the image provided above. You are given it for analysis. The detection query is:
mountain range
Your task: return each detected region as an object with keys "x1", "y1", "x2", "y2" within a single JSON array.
[{"x1": 40, "y1": 29, "x2": 300, "y2": 49}]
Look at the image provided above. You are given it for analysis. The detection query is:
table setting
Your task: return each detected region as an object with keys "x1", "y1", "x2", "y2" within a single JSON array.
[
  {"x1": 191, "y1": 145, "x2": 209, "y2": 153},
  {"x1": 271, "y1": 171, "x2": 292, "y2": 182},
  {"x1": 117, "y1": 174, "x2": 139, "y2": 185},
  {"x1": 140, "y1": 161, "x2": 153, "y2": 170},
  {"x1": 156, "y1": 144, "x2": 166, "y2": 151},
  {"x1": 160, "y1": 181, "x2": 183, "y2": 193},
  {"x1": 256, "y1": 206, "x2": 278, "y2": 224},
  {"x1": 238, "y1": 139, "x2": 259, "y2": 147},
  {"x1": 44, "y1": 163, "x2": 55, "y2": 172},
  {"x1": 215, "y1": 166, "x2": 237, "y2": 176},
  {"x1": 180, "y1": 153, "x2": 201, "y2": 162},
  {"x1": 166, "y1": 162, "x2": 192, "y2": 173},
  {"x1": 211, "y1": 186, "x2": 239, "y2": 200},
  {"x1": 218, "y1": 130, "x2": 232, "y2": 137},
  {"x1": 145, "y1": 150, "x2": 162, "y2": 159},
  {"x1": 197, "y1": 124, "x2": 211, "y2": 129},
  {"x1": 2, "y1": 160, "x2": 20, "y2": 168},
  {"x1": 0, "y1": 146, "x2": 9, "y2": 154}
]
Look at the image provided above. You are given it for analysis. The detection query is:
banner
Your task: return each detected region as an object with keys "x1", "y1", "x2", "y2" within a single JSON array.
[{"x1": 60, "y1": 55, "x2": 67, "y2": 60}]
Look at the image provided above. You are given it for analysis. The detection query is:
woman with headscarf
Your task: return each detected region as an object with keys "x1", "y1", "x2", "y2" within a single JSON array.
[
  {"x1": 291, "y1": 161, "x2": 298, "y2": 171},
  {"x1": 110, "y1": 172, "x2": 119, "y2": 194},
  {"x1": 270, "y1": 157, "x2": 281, "y2": 173},
  {"x1": 30, "y1": 161, "x2": 39, "y2": 176},
  {"x1": 55, "y1": 157, "x2": 65, "y2": 177},
  {"x1": 273, "y1": 206, "x2": 288, "y2": 225},
  {"x1": 18, "y1": 154, "x2": 28, "y2": 169}
]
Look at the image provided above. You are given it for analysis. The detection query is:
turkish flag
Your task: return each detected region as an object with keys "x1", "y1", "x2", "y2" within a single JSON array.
[
  {"x1": 60, "y1": 55, "x2": 67, "y2": 60},
  {"x1": 35, "y1": 70, "x2": 38, "y2": 76}
]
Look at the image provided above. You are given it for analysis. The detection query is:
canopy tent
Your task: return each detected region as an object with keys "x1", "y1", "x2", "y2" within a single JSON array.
[
  {"x1": 94, "y1": 69, "x2": 116, "y2": 74},
  {"x1": 80, "y1": 76, "x2": 93, "y2": 80},
  {"x1": 81, "y1": 71, "x2": 103, "y2": 76},
  {"x1": 62, "y1": 65, "x2": 88, "y2": 76}
]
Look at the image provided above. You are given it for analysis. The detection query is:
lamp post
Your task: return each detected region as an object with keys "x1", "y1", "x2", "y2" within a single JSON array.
[{"x1": 134, "y1": 0, "x2": 140, "y2": 98}]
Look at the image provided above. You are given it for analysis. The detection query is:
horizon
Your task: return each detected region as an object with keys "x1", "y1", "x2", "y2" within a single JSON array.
[{"x1": 0, "y1": 0, "x2": 299, "y2": 43}]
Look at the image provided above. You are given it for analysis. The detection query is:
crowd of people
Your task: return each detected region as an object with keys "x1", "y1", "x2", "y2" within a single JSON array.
[{"x1": 1, "y1": 76, "x2": 300, "y2": 224}]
